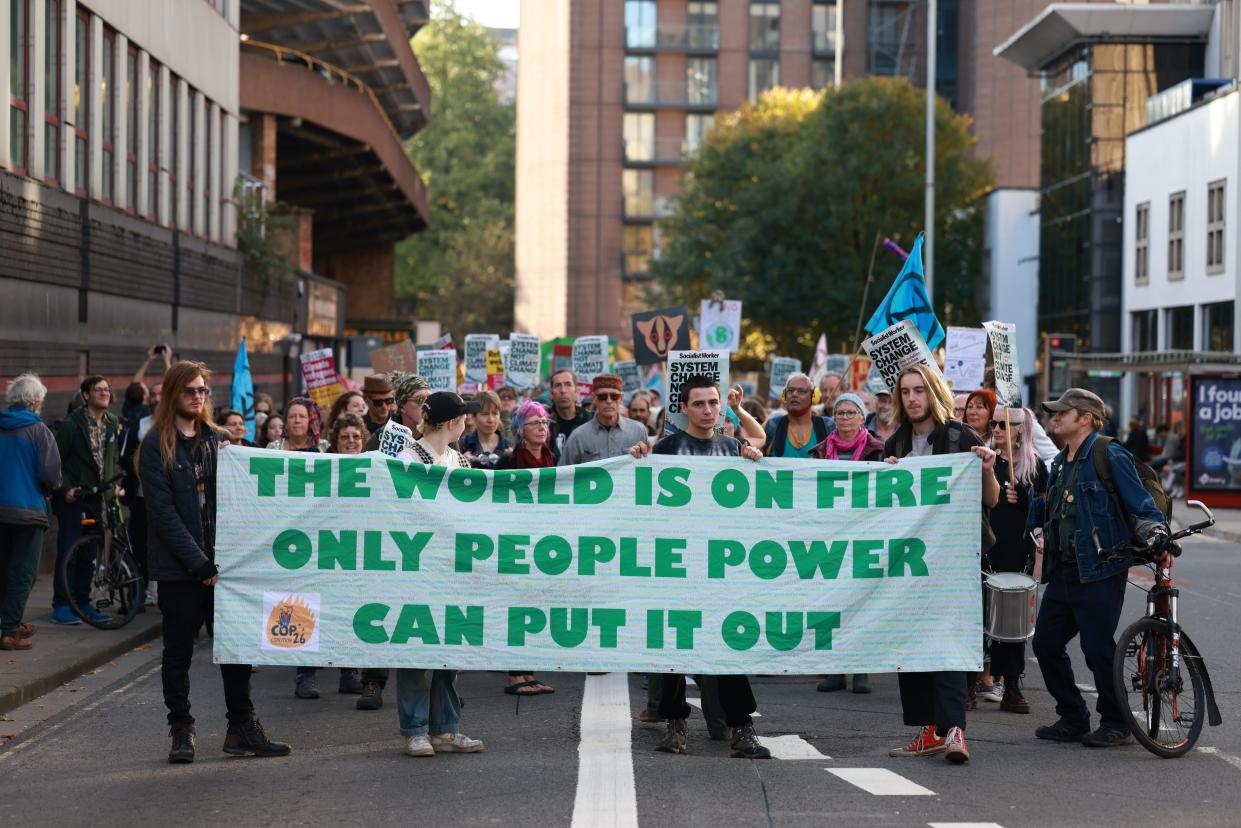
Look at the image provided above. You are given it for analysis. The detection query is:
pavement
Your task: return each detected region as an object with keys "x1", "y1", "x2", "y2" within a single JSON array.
[
  {"x1": 1176, "y1": 501, "x2": 1241, "y2": 543},
  {"x1": 1, "y1": 535, "x2": 1239, "y2": 826}
]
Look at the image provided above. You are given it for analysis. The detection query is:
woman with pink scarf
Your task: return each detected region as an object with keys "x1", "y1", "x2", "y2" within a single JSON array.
[{"x1": 815, "y1": 393, "x2": 884, "y2": 694}]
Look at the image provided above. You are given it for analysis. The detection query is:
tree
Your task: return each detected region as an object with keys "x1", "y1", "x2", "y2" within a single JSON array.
[
  {"x1": 652, "y1": 78, "x2": 992, "y2": 366},
  {"x1": 395, "y1": 2, "x2": 515, "y2": 335}
]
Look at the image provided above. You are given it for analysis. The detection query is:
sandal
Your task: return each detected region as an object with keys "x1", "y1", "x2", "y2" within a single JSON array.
[
  {"x1": 504, "y1": 680, "x2": 542, "y2": 696},
  {"x1": 531, "y1": 681, "x2": 556, "y2": 695}
]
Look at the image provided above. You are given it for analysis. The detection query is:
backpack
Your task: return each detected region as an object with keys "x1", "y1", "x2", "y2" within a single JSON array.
[{"x1": 1090, "y1": 435, "x2": 1172, "y2": 542}]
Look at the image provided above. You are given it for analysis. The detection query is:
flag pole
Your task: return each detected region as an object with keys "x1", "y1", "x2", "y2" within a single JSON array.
[
  {"x1": 925, "y1": 0, "x2": 937, "y2": 304},
  {"x1": 845, "y1": 231, "x2": 884, "y2": 389}
]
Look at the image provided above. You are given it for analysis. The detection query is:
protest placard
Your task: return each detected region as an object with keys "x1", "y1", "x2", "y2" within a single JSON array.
[
  {"x1": 615, "y1": 359, "x2": 642, "y2": 403},
  {"x1": 464, "y1": 334, "x2": 500, "y2": 386},
  {"x1": 485, "y1": 349, "x2": 506, "y2": 390},
  {"x1": 944, "y1": 327, "x2": 988, "y2": 392},
  {"x1": 416, "y1": 348, "x2": 456, "y2": 392},
  {"x1": 666, "y1": 350, "x2": 728, "y2": 433},
  {"x1": 214, "y1": 450, "x2": 983, "y2": 673},
  {"x1": 433, "y1": 333, "x2": 454, "y2": 351},
  {"x1": 505, "y1": 333, "x2": 540, "y2": 389},
  {"x1": 848, "y1": 356, "x2": 872, "y2": 392},
  {"x1": 368, "y1": 340, "x2": 418, "y2": 375},
  {"x1": 769, "y1": 357, "x2": 803, "y2": 399},
  {"x1": 825, "y1": 354, "x2": 850, "y2": 377},
  {"x1": 632, "y1": 306, "x2": 692, "y2": 365},
  {"x1": 572, "y1": 335, "x2": 610, "y2": 397},
  {"x1": 983, "y1": 321, "x2": 1022, "y2": 406},
  {"x1": 699, "y1": 299, "x2": 742, "y2": 352},
  {"x1": 861, "y1": 320, "x2": 941, "y2": 393},
  {"x1": 299, "y1": 348, "x2": 343, "y2": 409}
]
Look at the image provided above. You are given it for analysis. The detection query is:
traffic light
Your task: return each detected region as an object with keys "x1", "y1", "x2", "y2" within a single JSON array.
[{"x1": 1046, "y1": 333, "x2": 1077, "y2": 396}]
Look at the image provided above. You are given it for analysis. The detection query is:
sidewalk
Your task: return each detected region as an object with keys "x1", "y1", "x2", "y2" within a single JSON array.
[
  {"x1": 0, "y1": 579, "x2": 163, "y2": 716},
  {"x1": 1173, "y1": 502, "x2": 1241, "y2": 544}
]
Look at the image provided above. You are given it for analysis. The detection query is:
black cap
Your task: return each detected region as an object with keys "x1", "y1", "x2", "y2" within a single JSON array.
[{"x1": 422, "y1": 391, "x2": 480, "y2": 425}]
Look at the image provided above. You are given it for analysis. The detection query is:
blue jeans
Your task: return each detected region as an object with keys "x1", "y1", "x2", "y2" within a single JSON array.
[
  {"x1": 396, "y1": 669, "x2": 461, "y2": 737},
  {"x1": 1032, "y1": 566, "x2": 1128, "y2": 730}
]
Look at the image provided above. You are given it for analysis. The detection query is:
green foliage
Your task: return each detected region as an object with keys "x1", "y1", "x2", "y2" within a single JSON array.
[
  {"x1": 652, "y1": 78, "x2": 992, "y2": 365},
  {"x1": 234, "y1": 177, "x2": 298, "y2": 299},
  {"x1": 395, "y1": 1, "x2": 515, "y2": 334}
]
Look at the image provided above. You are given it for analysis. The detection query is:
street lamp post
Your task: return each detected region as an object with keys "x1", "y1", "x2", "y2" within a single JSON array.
[{"x1": 925, "y1": 0, "x2": 936, "y2": 303}]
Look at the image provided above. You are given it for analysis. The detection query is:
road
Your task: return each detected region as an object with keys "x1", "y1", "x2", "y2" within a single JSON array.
[{"x1": 2, "y1": 536, "x2": 1240, "y2": 827}]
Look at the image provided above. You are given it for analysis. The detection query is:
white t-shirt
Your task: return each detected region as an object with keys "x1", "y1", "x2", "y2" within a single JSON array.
[
  {"x1": 909, "y1": 431, "x2": 934, "y2": 457},
  {"x1": 399, "y1": 437, "x2": 466, "y2": 468}
]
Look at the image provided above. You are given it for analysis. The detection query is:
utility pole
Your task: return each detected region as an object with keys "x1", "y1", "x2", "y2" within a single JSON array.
[{"x1": 925, "y1": 0, "x2": 936, "y2": 302}]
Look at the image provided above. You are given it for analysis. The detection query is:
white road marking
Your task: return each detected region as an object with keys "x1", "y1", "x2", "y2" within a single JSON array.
[
  {"x1": 685, "y1": 697, "x2": 762, "y2": 717},
  {"x1": 827, "y1": 767, "x2": 935, "y2": 796},
  {"x1": 1201, "y1": 747, "x2": 1241, "y2": 772},
  {"x1": 571, "y1": 672, "x2": 638, "y2": 828},
  {"x1": 929, "y1": 823, "x2": 1006, "y2": 828},
  {"x1": 762, "y1": 734, "x2": 828, "y2": 760}
]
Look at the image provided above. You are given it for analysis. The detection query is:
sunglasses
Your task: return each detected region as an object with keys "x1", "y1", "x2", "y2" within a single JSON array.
[
  {"x1": 181, "y1": 387, "x2": 211, "y2": 398},
  {"x1": 595, "y1": 392, "x2": 622, "y2": 401},
  {"x1": 370, "y1": 396, "x2": 396, "y2": 407}
]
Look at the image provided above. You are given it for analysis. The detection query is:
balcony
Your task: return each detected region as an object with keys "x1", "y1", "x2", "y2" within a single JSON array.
[
  {"x1": 623, "y1": 137, "x2": 692, "y2": 165},
  {"x1": 625, "y1": 23, "x2": 720, "y2": 53},
  {"x1": 622, "y1": 194, "x2": 675, "y2": 222},
  {"x1": 624, "y1": 80, "x2": 718, "y2": 109}
]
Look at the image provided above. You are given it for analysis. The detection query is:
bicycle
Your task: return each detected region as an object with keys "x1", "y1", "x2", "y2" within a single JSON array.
[
  {"x1": 1093, "y1": 500, "x2": 1223, "y2": 758},
  {"x1": 57, "y1": 472, "x2": 143, "y2": 630}
]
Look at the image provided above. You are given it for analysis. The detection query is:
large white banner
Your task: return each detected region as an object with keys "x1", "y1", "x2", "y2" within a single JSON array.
[{"x1": 214, "y1": 448, "x2": 984, "y2": 674}]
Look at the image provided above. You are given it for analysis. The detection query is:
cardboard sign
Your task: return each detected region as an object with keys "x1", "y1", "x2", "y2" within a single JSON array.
[
  {"x1": 769, "y1": 357, "x2": 803, "y2": 399},
  {"x1": 666, "y1": 350, "x2": 729, "y2": 433},
  {"x1": 376, "y1": 421, "x2": 413, "y2": 458},
  {"x1": 464, "y1": 334, "x2": 500, "y2": 386},
  {"x1": 506, "y1": 333, "x2": 540, "y2": 389},
  {"x1": 368, "y1": 339, "x2": 419, "y2": 375},
  {"x1": 699, "y1": 299, "x2": 743, "y2": 353},
  {"x1": 433, "y1": 333, "x2": 455, "y2": 351},
  {"x1": 861, "y1": 320, "x2": 941, "y2": 394},
  {"x1": 416, "y1": 348, "x2": 457, "y2": 392},
  {"x1": 632, "y1": 306, "x2": 692, "y2": 365},
  {"x1": 825, "y1": 354, "x2": 850, "y2": 378},
  {"x1": 944, "y1": 327, "x2": 988, "y2": 392},
  {"x1": 615, "y1": 359, "x2": 642, "y2": 404},
  {"x1": 485, "y1": 349, "x2": 506, "y2": 390},
  {"x1": 299, "y1": 348, "x2": 343, "y2": 408},
  {"x1": 983, "y1": 321, "x2": 1022, "y2": 406},
  {"x1": 848, "y1": 356, "x2": 872, "y2": 392},
  {"x1": 572, "y1": 336, "x2": 610, "y2": 397}
]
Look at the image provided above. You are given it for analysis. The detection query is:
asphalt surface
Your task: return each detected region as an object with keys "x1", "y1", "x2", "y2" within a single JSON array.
[{"x1": 2, "y1": 536, "x2": 1240, "y2": 827}]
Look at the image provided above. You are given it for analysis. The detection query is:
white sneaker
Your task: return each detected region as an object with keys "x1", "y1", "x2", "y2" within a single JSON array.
[
  {"x1": 404, "y1": 735, "x2": 434, "y2": 757},
  {"x1": 145, "y1": 588, "x2": 158, "y2": 607},
  {"x1": 980, "y1": 681, "x2": 1004, "y2": 703},
  {"x1": 430, "y1": 732, "x2": 485, "y2": 753}
]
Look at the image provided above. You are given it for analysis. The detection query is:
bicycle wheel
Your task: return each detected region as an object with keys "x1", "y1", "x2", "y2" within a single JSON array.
[
  {"x1": 1114, "y1": 617, "x2": 1206, "y2": 758},
  {"x1": 60, "y1": 535, "x2": 142, "y2": 630}
]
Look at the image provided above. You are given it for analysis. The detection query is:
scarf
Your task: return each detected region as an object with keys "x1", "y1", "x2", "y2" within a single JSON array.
[
  {"x1": 823, "y1": 428, "x2": 870, "y2": 461},
  {"x1": 512, "y1": 444, "x2": 555, "y2": 468}
]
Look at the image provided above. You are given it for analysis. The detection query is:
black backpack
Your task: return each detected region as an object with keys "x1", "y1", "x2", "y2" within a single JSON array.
[{"x1": 1090, "y1": 435, "x2": 1172, "y2": 540}]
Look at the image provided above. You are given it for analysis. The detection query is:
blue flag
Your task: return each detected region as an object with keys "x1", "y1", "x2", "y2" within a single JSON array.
[
  {"x1": 230, "y1": 336, "x2": 256, "y2": 441},
  {"x1": 863, "y1": 233, "x2": 944, "y2": 350}
]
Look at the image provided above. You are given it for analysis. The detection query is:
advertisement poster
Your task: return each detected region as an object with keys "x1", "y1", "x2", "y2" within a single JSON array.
[{"x1": 1190, "y1": 375, "x2": 1241, "y2": 491}]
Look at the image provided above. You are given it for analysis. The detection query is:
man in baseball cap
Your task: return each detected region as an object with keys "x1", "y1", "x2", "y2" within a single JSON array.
[{"x1": 1040, "y1": 388, "x2": 1110, "y2": 422}]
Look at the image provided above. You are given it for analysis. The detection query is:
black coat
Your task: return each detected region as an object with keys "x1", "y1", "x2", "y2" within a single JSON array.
[{"x1": 139, "y1": 425, "x2": 219, "y2": 582}]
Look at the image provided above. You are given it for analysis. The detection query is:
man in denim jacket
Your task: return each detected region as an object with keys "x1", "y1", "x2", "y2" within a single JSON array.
[{"x1": 1027, "y1": 389, "x2": 1168, "y2": 748}]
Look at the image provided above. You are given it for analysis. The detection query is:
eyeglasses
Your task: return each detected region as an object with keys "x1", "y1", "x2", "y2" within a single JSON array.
[
  {"x1": 785, "y1": 386, "x2": 811, "y2": 395},
  {"x1": 339, "y1": 434, "x2": 363, "y2": 442},
  {"x1": 595, "y1": 392, "x2": 622, "y2": 401},
  {"x1": 834, "y1": 410, "x2": 860, "y2": 420},
  {"x1": 91, "y1": 386, "x2": 112, "y2": 395},
  {"x1": 370, "y1": 396, "x2": 396, "y2": 407},
  {"x1": 181, "y1": 387, "x2": 211, "y2": 398},
  {"x1": 523, "y1": 419, "x2": 550, "y2": 428}
]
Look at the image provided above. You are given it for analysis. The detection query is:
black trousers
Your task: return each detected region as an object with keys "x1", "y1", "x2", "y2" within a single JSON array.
[
  {"x1": 361, "y1": 668, "x2": 389, "y2": 688},
  {"x1": 658, "y1": 674, "x2": 755, "y2": 727},
  {"x1": 159, "y1": 580, "x2": 253, "y2": 727},
  {"x1": 898, "y1": 671, "x2": 970, "y2": 735}
]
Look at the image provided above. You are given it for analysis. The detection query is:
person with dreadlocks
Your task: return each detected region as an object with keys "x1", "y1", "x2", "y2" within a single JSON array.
[{"x1": 269, "y1": 396, "x2": 326, "y2": 452}]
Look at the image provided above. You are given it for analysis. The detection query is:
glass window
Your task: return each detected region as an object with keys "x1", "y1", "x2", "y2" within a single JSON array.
[
  {"x1": 812, "y1": 1, "x2": 837, "y2": 54},
  {"x1": 748, "y1": 58, "x2": 779, "y2": 102},
  {"x1": 1134, "y1": 201, "x2": 1149, "y2": 284},
  {"x1": 624, "y1": 0, "x2": 656, "y2": 49},
  {"x1": 749, "y1": 2, "x2": 780, "y2": 53},
  {"x1": 1131, "y1": 309, "x2": 1157, "y2": 352},
  {"x1": 204, "y1": 106, "x2": 212, "y2": 237},
  {"x1": 1207, "y1": 179, "x2": 1225, "y2": 273},
  {"x1": 624, "y1": 225, "x2": 654, "y2": 275},
  {"x1": 43, "y1": 0, "x2": 59, "y2": 182},
  {"x1": 686, "y1": 57, "x2": 716, "y2": 105},
  {"x1": 623, "y1": 112, "x2": 653, "y2": 162},
  {"x1": 685, "y1": 113, "x2": 714, "y2": 155},
  {"x1": 187, "y1": 92, "x2": 196, "y2": 225},
  {"x1": 622, "y1": 168, "x2": 653, "y2": 217},
  {"x1": 10, "y1": 0, "x2": 28, "y2": 173},
  {"x1": 1203, "y1": 301, "x2": 1234, "y2": 352},
  {"x1": 126, "y1": 47, "x2": 137, "y2": 211},
  {"x1": 1166, "y1": 305, "x2": 1194, "y2": 350},
  {"x1": 170, "y1": 77, "x2": 180, "y2": 228},
  {"x1": 101, "y1": 28, "x2": 114, "y2": 203},
  {"x1": 146, "y1": 60, "x2": 158, "y2": 219},
  {"x1": 624, "y1": 56, "x2": 653, "y2": 104},
  {"x1": 73, "y1": 9, "x2": 87, "y2": 194},
  {"x1": 687, "y1": 2, "x2": 719, "y2": 49},
  {"x1": 812, "y1": 58, "x2": 835, "y2": 90},
  {"x1": 868, "y1": 2, "x2": 908, "y2": 76},
  {"x1": 1168, "y1": 191, "x2": 1185, "y2": 280}
]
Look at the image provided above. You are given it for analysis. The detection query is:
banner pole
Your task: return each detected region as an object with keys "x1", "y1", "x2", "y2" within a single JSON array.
[
  {"x1": 845, "y1": 231, "x2": 884, "y2": 390},
  {"x1": 1004, "y1": 405, "x2": 1015, "y2": 476}
]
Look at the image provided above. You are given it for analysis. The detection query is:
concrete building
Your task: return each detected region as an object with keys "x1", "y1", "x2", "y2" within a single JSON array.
[{"x1": 515, "y1": 0, "x2": 1047, "y2": 346}]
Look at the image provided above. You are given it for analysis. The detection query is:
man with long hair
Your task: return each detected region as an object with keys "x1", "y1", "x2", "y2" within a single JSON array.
[
  {"x1": 883, "y1": 363, "x2": 999, "y2": 765},
  {"x1": 139, "y1": 361, "x2": 291, "y2": 764}
]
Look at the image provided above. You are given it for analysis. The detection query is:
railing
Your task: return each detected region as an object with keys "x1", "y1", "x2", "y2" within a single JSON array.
[
  {"x1": 625, "y1": 23, "x2": 721, "y2": 51},
  {"x1": 624, "y1": 80, "x2": 718, "y2": 107}
]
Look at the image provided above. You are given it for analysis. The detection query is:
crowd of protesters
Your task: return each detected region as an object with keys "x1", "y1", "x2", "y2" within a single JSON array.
[{"x1": 0, "y1": 346, "x2": 1172, "y2": 767}]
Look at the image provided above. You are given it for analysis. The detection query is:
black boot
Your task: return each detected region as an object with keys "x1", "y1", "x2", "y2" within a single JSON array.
[
  {"x1": 168, "y1": 724, "x2": 196, "y2": 764},
  {"x1": 223, "y1": 716, "x2": 292, "y2": 757}
]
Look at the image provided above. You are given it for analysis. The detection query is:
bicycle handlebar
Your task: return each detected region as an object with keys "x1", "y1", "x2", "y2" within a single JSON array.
[
  {"x1": 1091, "y1": 500, "x2": 1215, "y2": 564},
  {"x1": 77, "y1": 472, "x2": 126, "y2": 497}
]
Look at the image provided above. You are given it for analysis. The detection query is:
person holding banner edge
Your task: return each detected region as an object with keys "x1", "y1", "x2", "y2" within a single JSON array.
[{"x1": 883, "y1": 364, "x2": 999, "y2": 765}]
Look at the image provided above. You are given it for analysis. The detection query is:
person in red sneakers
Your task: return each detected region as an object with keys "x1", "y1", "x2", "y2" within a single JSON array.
[{"x1": 882, "y1": 365, "x2": 999, "y2": 764}]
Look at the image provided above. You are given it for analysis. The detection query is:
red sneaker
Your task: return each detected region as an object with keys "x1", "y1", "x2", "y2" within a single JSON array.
[
  {"x1": 943, "y1": 726, "x2": 970, "y2": 764},
  {"x1": 889, "y1": 724, "x2": 947, "y2": 757}
]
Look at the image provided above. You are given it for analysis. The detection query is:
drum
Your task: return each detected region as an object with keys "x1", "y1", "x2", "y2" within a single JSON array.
[{"x1": 983, "y1": 572, "x2": 1038, "y2": 642}]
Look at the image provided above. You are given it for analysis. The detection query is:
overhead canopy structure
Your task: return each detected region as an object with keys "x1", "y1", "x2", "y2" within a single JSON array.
[{"x1": 994, "y1": 3, "x2": 1216, "y2": 72}]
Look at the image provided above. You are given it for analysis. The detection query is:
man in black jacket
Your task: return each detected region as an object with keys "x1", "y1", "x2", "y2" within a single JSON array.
[{"x1": 140, "y1": 361, "x2": 290, "y2": 764}]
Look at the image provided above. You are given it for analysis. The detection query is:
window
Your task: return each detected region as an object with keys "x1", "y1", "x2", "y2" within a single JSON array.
[
  {"x1": 42, "y1": 0, "x2": 60, "y2": 183},
  {"x1": 1134, "y1": 201, "x2": 1149, "y2": 284},
  {"x1": 187, "y1": 92, "x2": 196, "y2": 228},
  {"x1": 812, "y1": 1, "x2": 837, "y2": 54},
  {"x1": 624, "y1": 225, "x2": 654, "y2": 275},
  {"x1": 1203, "y1": 301, "x2": 1235, "y2": 352},
  {"x1": 101, "y1": 28, "x2": 115, "y2": 203},
  {"x1": 749, "y1": 2, "x2": 780, "y2": 53},
  {"x1": 1168, "y1": 191, "x2": 1185, "y2": 280},
  {"x1": 203, "y1": 107, "x2": 212, "y2": 237},
  {"x1": 624, "y1": 0, "x2": 656, "y2": 49},
  {"x1": 624, "y1": 56, "x2": 653, "y2": 104},
  {"x1": 622, "y1": 168, "x2": 653, "y2": 217},
  {"x1": 10, "y1": 0, "x2": 28, "y2": 174},
  {"x1": 687, "y1": 2, "x2": 718, "y2": 49},
  {"x1": 685, "y1": 113, "x2": 714, "y2": 155},
  {"x1": 146, "y1": 59, "x2": 158, "y2": 219},
  {"x1": 868, "y1": 1, "x2": 910, "y2": 76},
  {"x1": 812, "y1": 58, "x2": 835, "y2": 89},
  {"x1": 1166, "y1": 305, "x2": 1194, "y2": 350},
  {"x1": 686, "y1": 57, "x2": 716, "y2": 105},
  {"x1": 125, "y1": 46, "x2": 137, "y2": 211},
  {"x1": 623, "y1": 112, "x2": 653, "y2": 162},
  {"x1": 1207, "y1": 179, "x2": 1225, "y2": 273},
  {"x1": 748, "y1": 59, "x2": 779, "y2": 102},
  {"x1": 73, "y1": 8, "x2": 87, "y2": 195},
  {"x1": 170, "y1": 76, "x2": 180, "y2": 228},
  {"x1": 1131, "y1": 309, "x2": 1158, "y2": 352}
]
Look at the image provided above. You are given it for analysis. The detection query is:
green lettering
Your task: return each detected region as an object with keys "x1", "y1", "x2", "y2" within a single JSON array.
[
  {"x1": 921, "y1": 467, "x2": 953, "y2": 505},
  {"x1": 249, "y1": 456, "x2": 284, "y2": 496},
  {"x1": 875, "y1": 468, "x2": 916, "y2": 507},
  {"x1": 507, "y1": 606, "x2": 545, "y2": 646},
  {"x1": 635, "y1": 465, "x2": 653, "y2": 506},
  {"x1": 550, "y1": 607, "x2": 589, "y2": 647},
  {"x1": 619, "y1": 537, "x2": 651, "y2": 577},
  {"x1": 444, "y1": 605, "x2": 485, "y2": 646},
  {"x1": 578, "y1": 536, "x2": 616, "y2": 575},
  {"x1": 656, "y1": 467, "x2": 691, "y2": 506},
  {"x1": 851, "y1": 470, "x2": 869, "y2": 508},
  {"x1": 272, "y1": 529, "x2": 312, "y2": 570},
  {"x1": 497, "y1": 534, "x2": 530, "y2": 575},
  {"x1": 318, "y1": 530, "x2": 357, "y2": 570},
  {"x1": 455, "y1": 533, "x2": 494, "y2": 572},
  {"x1": 852, "y1": 539, "x2": 885, "y2": 579},
  {"x1": 765, "y1": 611, "x2": 803, "y2": 651},
  {"x1": 447, "y1": 467, "x2": 489, "y2": 502},
  {"x1": 390, "y1": 531, "x2": 433, "y2": 571},
  {"x1": 816, "y1": 470, "x2": 848, "y2": 508},
  {"x1": 534, "y1": 535, "x2": 573, "y2": 575},
  {"x1": 654, "y1": 538, "x2": 687, "y2": 578},
  {"x1": 754, "y1": 470, "x2": 793, "y2": 509},
  {"x1": 337, "y1": 457, "x2": 371, "y2": 497},
  {"x1": 790, "y1": 539, "x2": 847, "y2": 579},
  {"x1": 592, "y1": 608, "x2": 625, "y2": 648},
  {"x1": 646, "y1": 608, "x2": 664, "y2": 649},
  {"x1": 288, "y1": 458, "x2": 332, "y2": 497},
  {"x1": 390, "y1": 604, "x2": 440, "y2": 645},
  {"x1": 573, "y1": 467, "x2": 613, "y2": 505},
  {"x1": 353, "y1": 603, "x2": 390, "y2": 644},
  {"x1": 667, "y1": 610, "x2": 701, "y2": 649},
  {"x1": 492, "y1": 469, "x2": 534, "y2": 504},
  {"x1": 537, "y1": 467, "x2": 570, "y2": 504},
  {"x1": 807, "y1": 611, "x2": 841, "y2": 649},
  {"x1": 748, "y1": 540, "x2": 787, "y2": 580},
  {"x1": 711, "y1": 468, "x2": 749, "y2": 508},
  {"x1": 888, "y1": 537, "x2": 929, "y2": 576},
  {"x1": 721, "y1": 610, "x2": 760, "y2": 650},
  {"x1": 363, "y1": 531, "x2": 394, "y2": 572},
  {"x1": 707, "y1": 539, "x2": 746, "y2": 579},
  {"x1": 387, "y1": 459, "x2": 445, "y2": 500}
]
